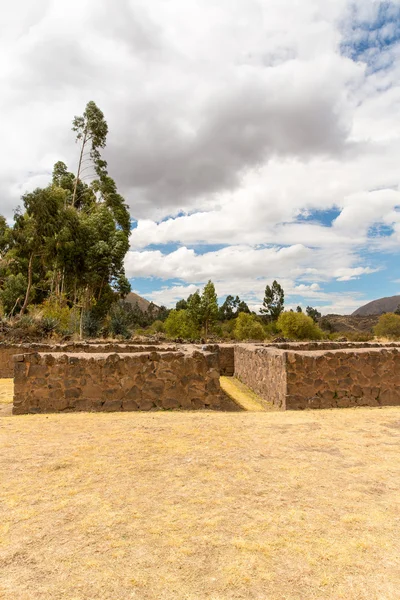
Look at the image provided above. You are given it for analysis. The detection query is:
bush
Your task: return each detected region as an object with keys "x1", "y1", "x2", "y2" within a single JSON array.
[
  {"x1": 0, "y1": 273, "x2": 27, "y2": 315},
  {"x1": 234, "y1": 313, "x2": 266, "y2": 341},
  {"x1": 164, "y1": 310, "x2": 200, "y2": 339},
  {"x1": 343, "y1": 331, "x2": 373, "y2": 342},
  {"x1": 149, "y1": 320, "x2": 165, "y2": 334},
  {"x1": 319, "y1": 318, "x2": 335, "y2": 333},
  {"x1": 83, "y1": 311, "x2": 102, "y2": 338},
  {"x1": 277, "y1": 311, "x2": 323, "y2": 340},
  {"x1": 373, "y1": 313, "x2": 400, "y2": 340},
  {"x1": 264, "y1": 320, "x2": 279, "y2": 337},
  {"x1": 42, "y1": 295, "x2": 79, "y2": 335},
  {"x1": 109, "y1": 304, "x2": 131, "y2": 338}
]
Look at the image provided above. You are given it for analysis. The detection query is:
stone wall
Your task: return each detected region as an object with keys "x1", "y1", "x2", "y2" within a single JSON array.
[
  {"x1": 233, "y1": 345, "x2": 400, "y2": 410},
  {"x1": 13, "y1": 349, "x2": 239, "y2": 414},
  {"x1": 234, "y1": 346, "x2": 287, "y2": 409},
  {"x1": 285, "y1": 348, "x2": 400, "y2": 409},
  {"x1": 0, "y1": 342, "x2": 176, "y2": 378}
]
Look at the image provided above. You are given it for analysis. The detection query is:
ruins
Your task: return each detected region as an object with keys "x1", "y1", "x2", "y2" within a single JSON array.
[{"x1": 1, "y1": 341, "x2": 399, "y2": 414}]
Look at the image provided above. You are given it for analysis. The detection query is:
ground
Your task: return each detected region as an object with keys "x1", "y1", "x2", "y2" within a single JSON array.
[{"x1": 1, "y1": 381, "x2": 400, "y2": 599}]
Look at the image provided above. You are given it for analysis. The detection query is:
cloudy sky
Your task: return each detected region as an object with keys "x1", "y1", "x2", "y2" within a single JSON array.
[{"x1": 2, "y1": 0, "x2": 400, "y2": 313}]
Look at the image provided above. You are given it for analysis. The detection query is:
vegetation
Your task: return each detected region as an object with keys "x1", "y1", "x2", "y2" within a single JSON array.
[
  {"x1": 164, "y1": 309, "x2": 200, "y2": 339},
  {"x1": 306, "y1": 306, "x2": 321, "y2": 322},
  {"x1": 373, "y1": 312, "x2": 400, "y2": 339},
  {"x1": 277, "y1": 311, "x2": 323, "y2": 340},
  {"x1": 234, "y1": 313, "x2": 266, "y2": 341},
  {"x1": 260, "y1": 280, "x2": 285, "y2": 321},
  {"x1": 0, "y1": 101, "x2": 132, "y2": 337},
  {"x1": 2, "y1": 401, "x2": 400, "y2": 599}
]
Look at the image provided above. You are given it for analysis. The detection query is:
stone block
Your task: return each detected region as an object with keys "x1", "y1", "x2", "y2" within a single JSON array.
[{"x1": 122, "y1": 399, "x2": 139, "y2": 411}]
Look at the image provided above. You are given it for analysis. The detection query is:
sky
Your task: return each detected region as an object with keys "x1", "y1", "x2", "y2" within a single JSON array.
[{"x1": 2, "y1": 0, "x2": 400, "y2": 314}]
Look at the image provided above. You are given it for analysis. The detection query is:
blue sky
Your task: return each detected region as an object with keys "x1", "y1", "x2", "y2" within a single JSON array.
[{"x1": 2, "y1": 0, "x2": 400, "y2": 314}]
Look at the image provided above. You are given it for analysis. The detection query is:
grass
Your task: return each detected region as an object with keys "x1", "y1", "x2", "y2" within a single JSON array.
[
  {"x1": 220, "y1": 376, "x2": 271, "y2": 411},
  {"x1": 1, "y1": 379, "x2": 400, "y2": 599},
  {"x1": 0, "y1": 379, "x2": 13, "y2": 417}
]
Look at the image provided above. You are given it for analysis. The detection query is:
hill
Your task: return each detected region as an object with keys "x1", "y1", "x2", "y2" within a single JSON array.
[
  {"x1": 124, "y1": 292, "x2": 158, "y2": 313},
  {"x1": 352, "y1": 295, "x2": 400, "y2": 316},
  {"x1": 321, "y1": 314, "x2": 379, "y2": 333}
]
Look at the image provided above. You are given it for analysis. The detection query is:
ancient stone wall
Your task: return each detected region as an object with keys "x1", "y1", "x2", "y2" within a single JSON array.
[
  {"x1": 13, "y1": 350, "x2": 239, "y2": 414},
  {"x1": 0, "y1": 342, "x2": 176, "y2": 378},
  {"x1": 234, "y1": 346, "x2": 287, "y2": 409},
  {"x1": 285, "y1": 348, "x2": 400, "y2": 409}
]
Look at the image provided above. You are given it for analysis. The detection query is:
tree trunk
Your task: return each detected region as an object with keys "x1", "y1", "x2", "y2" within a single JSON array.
[
  {"x1": 20, "y1": 252, "x2": 34, "y2": 315},
  {"x1": 79, "y1": 306, "x2": 84, "y2": 340},
  {"x1": 72, "y1": 132, "x2": 87, "y2": 207}
]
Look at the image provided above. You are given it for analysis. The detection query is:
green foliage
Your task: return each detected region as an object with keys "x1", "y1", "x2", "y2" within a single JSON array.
[
  {"x1": 0, "y1": 274, "x2": 27, "y2": 315},
  {"x1": 41, "y1": 296, "x2": 78, "y2": 335},
  {"x1": 83, "y1": 311, "x2": 102, "y2": 338},
  {"x1": 175, "y1": 299, "x2": 188, "y2": 310},
  {"x1": 109, "y1": 303, "x2": 131, "y2": 338},
  {"x1": 320, "y1": 317, "x2": 334, "y2": 333},
  {"x1": 149, "y1": 320, "x2": 165, "y2": 334},
  {"x1": 164, "y1": 310, "x2": 200, "y2": 339},
  {"x1": 200, "y1": 281, "x2": 218, "y2": 337},
  {"x1": 234, "y1": 313, "x2": 266, "y2": 341},
  {"x1": 306, "y1": 306, "x2": 322, "y2": 322},
  {"x1": 296, "y1": 305, "x2": 303, "y2": 313},
  {"x1": 0, "y1": 101, "x2": 131, "y2": 337},
  {"x1": 373, "y1": 313, "x2": 400, "y2": 339},
  {"x1": 260, "y1": 280, "x2": 284, "y2": 321},
  {"x1": 219, "y1": 295, "x2": 250, "y2": 320},
  {"x1": 277, "y1": 311, "x2": 323, "y2": 340},
  {"x1": 264, "y1": 320, "x2": 280, "y2": 337}
]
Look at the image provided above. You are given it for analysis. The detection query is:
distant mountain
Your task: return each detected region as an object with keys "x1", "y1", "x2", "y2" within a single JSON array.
[
  {"x1": 352, "y1": 295, "x2": 400, "y2": 316},
  {"x1": 124, "y1": 292, "x2": 159, "y2": 313}
]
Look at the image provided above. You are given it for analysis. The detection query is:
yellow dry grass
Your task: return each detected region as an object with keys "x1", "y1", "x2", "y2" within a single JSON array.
[
  {"x1": 220, "y1": 376, "x2": 271, "y2": 411},
  {"x1": 0, "y1": 379, "x2": 13, "y2": 417},
  {"x1": 1, "y1": 384, "x2": 400, "y2": 599}
]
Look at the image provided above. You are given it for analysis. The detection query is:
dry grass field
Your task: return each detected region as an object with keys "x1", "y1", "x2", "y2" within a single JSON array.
[{"x1": 1, "y1": 380, "x2": 400, "y2": 599}]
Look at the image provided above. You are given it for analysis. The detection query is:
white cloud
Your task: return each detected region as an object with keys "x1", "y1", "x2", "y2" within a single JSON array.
[{"x1": 2, "y1": 0, "x2": 400, "y2": 314}]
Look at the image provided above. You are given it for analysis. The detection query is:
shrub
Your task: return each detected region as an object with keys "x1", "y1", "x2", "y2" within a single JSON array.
[
  {"x1": 83, "y1": 311, "x2": 102, "y2": 338},
  {"x1": 343, "y1": 331, "x2": 373, "y2": 342},
  {"x1": 373, "y1": 313, "x2": 400, "y2": 340},
  {"x1": 0, "y1": 273, "x2": 27, "y2": 315},
  {"x1": 319, "y1": 318, "x2": 335, "y2": 333},
  {"x1": 109, "y1": 304, "x2": 131, "y2": 338},
  {"x1": 264, "y1": 320, "x2": 279, "y2": 337},
  {"x1": 149, "y1": 320, "x2": 165, "y2": 334},
  {"x1": 41, "y1": 295, "x2": 78, "y2": 335},
  {"x1": 164, "y1": 310, "x2": 200, "y2": 339},
  {"x1": 277, "y1": 311, "x2": 323, "y2": 340},
  {"x1": 234, "y1": 313, "x2": 266, "y2": 341}
]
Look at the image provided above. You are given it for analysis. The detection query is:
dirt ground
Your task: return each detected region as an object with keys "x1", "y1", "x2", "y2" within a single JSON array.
[{"x1": 1, "y1": 385, "x2": 400, "y2": 599}]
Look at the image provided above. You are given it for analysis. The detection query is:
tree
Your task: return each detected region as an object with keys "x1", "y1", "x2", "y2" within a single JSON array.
[
  {"x1": 0, "y1": 101, "x2": 131, "y2": 336},
  {"x1": 373, "y1": 313, "x2": 400, "y2": 339},
  {"x1": 200, "y1": 280, "x2": 218, "y2": 339},
  {"x1": 14, "y1": 185, "x2": 66, "y2": 314},
  {"x1": 175, "y1": 299, "x2": 188, "y2": 311},
  {"x1": 187, "y1": 291, "x2": 202, "y2": 327},
  {"x1": 164, "y1": 310, "x2": 200, "y2": 339},
  {"x1": 234, "y1": 313, "x2": 265, "y2": 341},
  {"x1": 306, "y1": 306, "x2": 321, "y2": 322},
  {"x1": 394, "y1": 304, "x2": 400, "y2": 316},
  {"x1": 260, "y1": 280, "x2": 284, "y2": 321},
  {"x1": 72, "y1": 101, "x2": 108, "y2": 207},
  {"x1": 219, "y1": 295, "x2": 250, "y2": 320},
  {"x1": 277, "y1": 311, "x2": 322, "y2": 340},
  {"x1": 296, "y1": 305, "x2": 303, "y2": 313}
]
